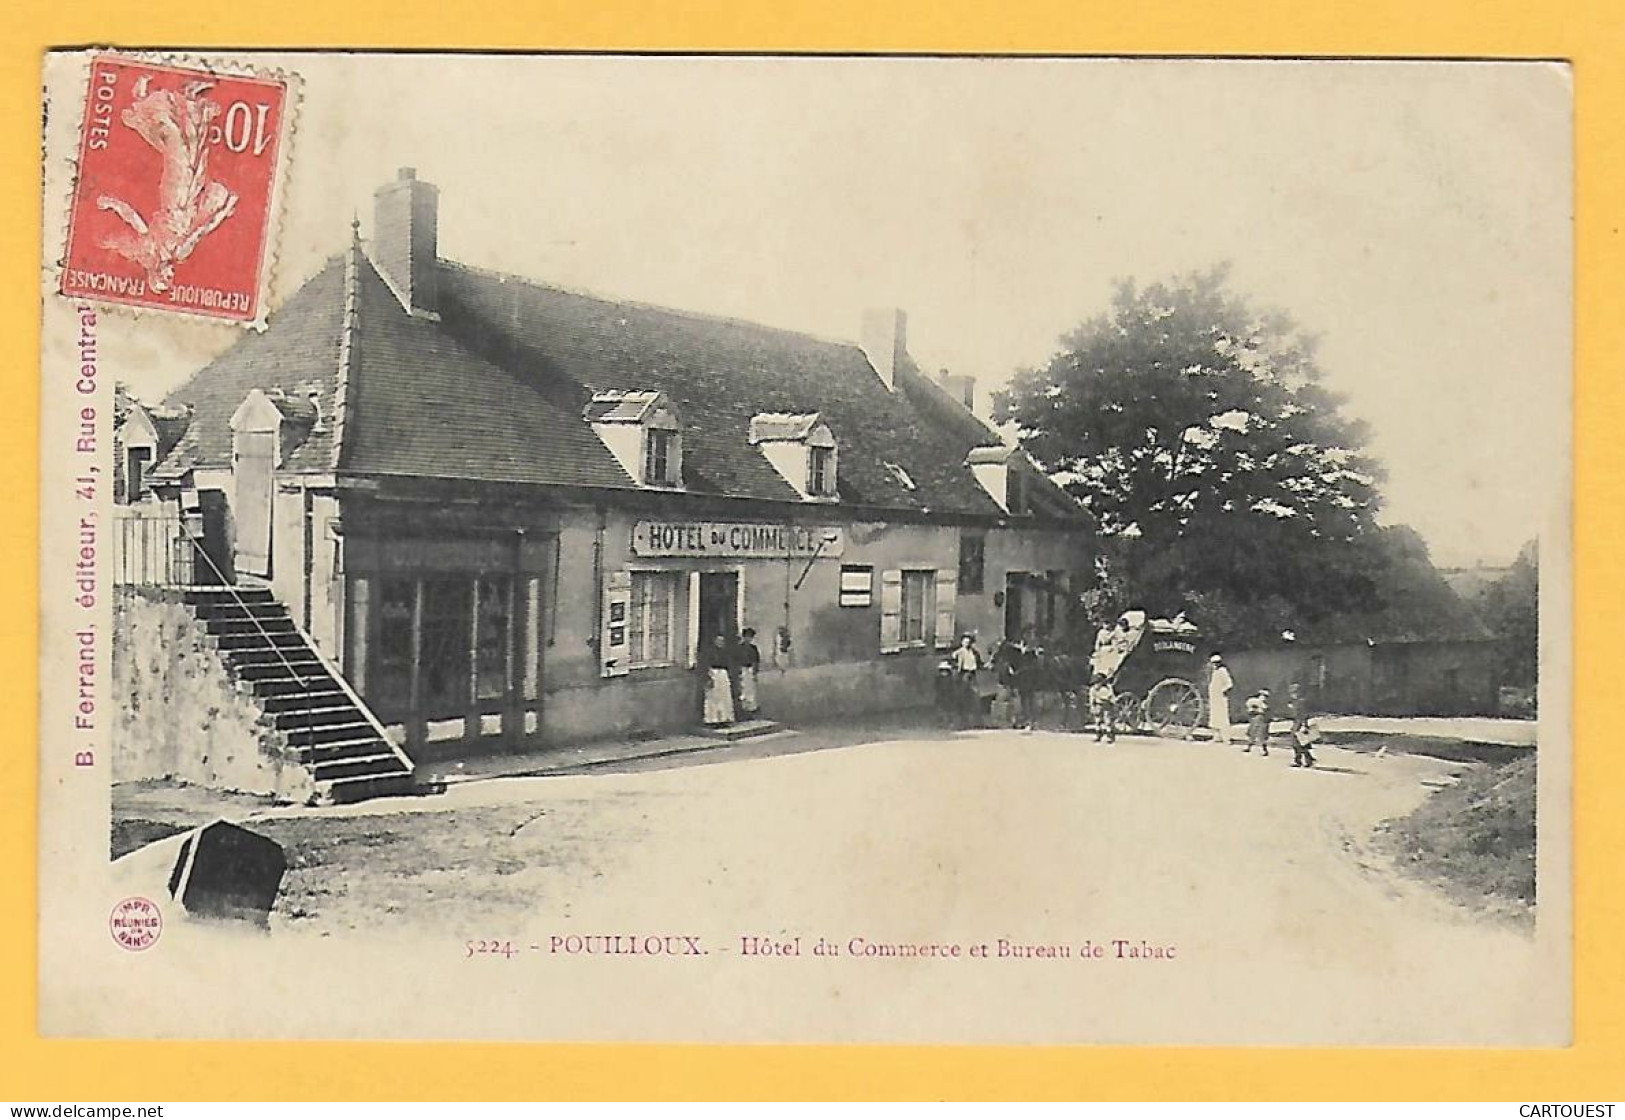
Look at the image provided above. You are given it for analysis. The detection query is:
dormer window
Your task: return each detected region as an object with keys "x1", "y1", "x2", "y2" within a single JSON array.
[
  {"x1": 749, "y1": 412, "x2": 839, "y2": 502},
  {"x1": 965, "y1": 443, "x2": 1032, "y2": 515},
  {"x1": 646, "y1": 426, "x2": 677, "y2": 487},
  {"x1": 1007, "y1": 469, "x2": 1029, "y2": 515},
  {"x1": 808, "y1": 445, "x2": 835, "y2": 497},
  {"x1": 585, "y1": 390, "x2": 684, "y2": 490}
]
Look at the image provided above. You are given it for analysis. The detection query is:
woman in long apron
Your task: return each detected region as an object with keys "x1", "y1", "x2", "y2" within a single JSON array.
[{"x1": 701, "y1": 634, "x2": 736, "y2": 727}]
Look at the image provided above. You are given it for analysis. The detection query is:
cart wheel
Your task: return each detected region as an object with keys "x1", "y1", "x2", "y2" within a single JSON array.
[
  {"x1": 1146, "y1": 678, "x2": 1204, "y2": 739},
  {"x1": 1112, "y1": 691, "x2": 1142, "y2": 732}
]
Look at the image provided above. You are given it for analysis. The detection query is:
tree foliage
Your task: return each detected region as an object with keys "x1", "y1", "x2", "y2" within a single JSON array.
[
  {"x1": 994, "y1": 266, "x2": 1388, "y2": 644},
  {"x1": 1477, "y1": 540, "x2": 1539, "y2": 688}
]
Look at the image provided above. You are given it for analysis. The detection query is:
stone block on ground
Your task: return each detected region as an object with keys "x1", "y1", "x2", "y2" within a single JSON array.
[{"x1": 165, "y1": 820, "x2": 288, "y2": 926}]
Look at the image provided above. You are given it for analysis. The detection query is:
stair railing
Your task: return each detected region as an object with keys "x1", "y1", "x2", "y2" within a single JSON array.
[
  {"x1": 179, "y1": 521, "x2": 413, "y2": 786},
  {"x1": 287, "y1": 614, "x2": 415, "y2": 778},
  {"x1": 178, "y1": 524, "x2": 320, "y2": 773}
]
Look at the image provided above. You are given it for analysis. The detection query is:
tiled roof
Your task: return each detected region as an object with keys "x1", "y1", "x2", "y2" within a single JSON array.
[
  {"x1": 336, "y1": 254, "x2": 633, "y2": 488},
  {"x1": 155, "y1": 239, "x2": 1089, "y2": 522},
  {"x1": 156, "y1": 254, "x2": 348, "y2": 479},
  {"x1": 436, "y1": 262, "x2": 1070, "y2": 518},
  {"x1": 155, "y1": 245, "x2": 633, "y2": 490}
]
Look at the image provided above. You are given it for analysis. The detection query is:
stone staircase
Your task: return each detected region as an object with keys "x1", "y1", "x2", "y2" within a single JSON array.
[{"x1": 183, "y1": 586, "x2": 415, "y2": 802}]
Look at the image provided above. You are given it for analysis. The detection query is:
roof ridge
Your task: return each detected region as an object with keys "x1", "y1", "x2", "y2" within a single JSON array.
[
  {"x1": 330, "y1": 226, "x2": 364, "y2": 471},
  {"x1": 439, "y1": 258, "x2": 866, "y2": 352}
]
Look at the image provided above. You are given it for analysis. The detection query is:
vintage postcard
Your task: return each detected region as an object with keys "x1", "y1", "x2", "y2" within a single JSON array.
[{"x1": 37, "y1": 51, "x2": 1572, "y2": 1044}]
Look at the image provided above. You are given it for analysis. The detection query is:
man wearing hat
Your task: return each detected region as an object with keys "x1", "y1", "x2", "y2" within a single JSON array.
[{"x1": 1206, "y1": 652, "x2": 1235, "y2": 743}]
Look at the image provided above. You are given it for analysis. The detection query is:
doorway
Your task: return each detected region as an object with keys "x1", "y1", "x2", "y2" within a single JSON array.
[
  {"x1": 1004, "y1": 571, "x2": 1027, "y2": 640},
  {"x1": 696, "y1": 571, "x2": 740, "y2": 656}
]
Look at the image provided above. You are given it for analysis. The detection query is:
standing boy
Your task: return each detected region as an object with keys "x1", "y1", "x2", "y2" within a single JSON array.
[
  {"x1": 952, "y1": 634, "x2": 983, "y2": 728},
  {"x1": 1244, "y1": 689, "x2": 1271, "y2": 756},
  {"x1": 1287, "y1": 681, "x2": 1317, "y2": 768}
]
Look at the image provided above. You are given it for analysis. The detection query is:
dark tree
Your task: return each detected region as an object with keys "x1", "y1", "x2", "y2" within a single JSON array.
[
  {"x1": 994, "y1": 265, "x2": 1386, "y2": 644},
  {"x1": 1478, "y1": 540, "x2": 1539, "y2": 688}
]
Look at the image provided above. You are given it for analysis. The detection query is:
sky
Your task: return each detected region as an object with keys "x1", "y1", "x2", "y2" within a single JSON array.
[{"x1": 64, "y1": 54, "x2": 1571, "y2": 568}]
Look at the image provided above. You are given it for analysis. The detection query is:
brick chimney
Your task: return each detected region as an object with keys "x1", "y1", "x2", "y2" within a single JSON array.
[
  {"x1": 859, "y1": 307, "x2": 907, "y2": 392},
  {"x1": 938, "y1": 369, "x2": 975, "y2": 412},
  {"x1": 372, "y1": 167, "x2": 439, "y2": 317}
]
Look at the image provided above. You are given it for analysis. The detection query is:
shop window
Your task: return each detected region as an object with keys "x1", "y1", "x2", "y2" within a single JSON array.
[
  {"x1": 374, "y1": 578, "x2": 416, "y2": 712},
  {"x1": 475, "y1": 575, "x2": 513, "y2": 701},
  {"x1": 958, "y1": 533, "x2": 985, "y2": 593},
  {"x1": 628, "y1": 570, "x2": 679, "y2": 667},
  {"x1": 419, "y1": 579, "x2": 472, "y2": 716}
]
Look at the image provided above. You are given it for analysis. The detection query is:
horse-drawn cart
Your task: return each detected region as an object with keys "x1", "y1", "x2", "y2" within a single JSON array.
[{"x1": 1091, "y1": 611, "x2": 1207, "y2": 738}]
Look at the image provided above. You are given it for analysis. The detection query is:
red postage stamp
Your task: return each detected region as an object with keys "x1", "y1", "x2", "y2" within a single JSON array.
[{"x1": 58, "y1": 55, "x2": 292, "y2": 325}]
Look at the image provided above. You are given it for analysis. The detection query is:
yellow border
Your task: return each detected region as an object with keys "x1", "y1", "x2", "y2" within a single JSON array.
[{"x1": 4, "y1": 0, "x2": 1620, "y2": 1101}]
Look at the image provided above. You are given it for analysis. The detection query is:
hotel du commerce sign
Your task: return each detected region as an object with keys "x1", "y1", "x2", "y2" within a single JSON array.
[{"x1": 631, "y1": 520, "x2": 846, "y2": 559}]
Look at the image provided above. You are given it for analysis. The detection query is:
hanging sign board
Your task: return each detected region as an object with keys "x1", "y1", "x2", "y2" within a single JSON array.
[{"x1": 632, "y1": 521, "x2": 845, "y2": 559}]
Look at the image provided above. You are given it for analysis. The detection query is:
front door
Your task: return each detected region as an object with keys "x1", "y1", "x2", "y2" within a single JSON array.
[
  {"x1": 1004, "y1": 571, "x2": 1027, "y2": 640},
  {"x1": 696, "y1": 571, "x2": 739, "y2": 655}
]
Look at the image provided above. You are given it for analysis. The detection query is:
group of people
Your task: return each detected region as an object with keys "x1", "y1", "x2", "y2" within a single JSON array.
[
  {"x1": 1207, "y1": 647, "x2": 1319, "y2": 768},
  {"x1": 940, "y1": 625, "x2": 1320, "y2": 766},
  {"x1": 944, "y1": 631, "x2": 1050, "y2": 730},
  {"x1": 699, "y1": 629, "x2": 763, "y2": 727}
]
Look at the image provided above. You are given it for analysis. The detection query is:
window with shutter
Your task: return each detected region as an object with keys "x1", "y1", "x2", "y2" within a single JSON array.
[
  {"x1": 879, "y1": 569, "x2": 904, "y2": 651},
  {"x1": 901, "y1": 571, "x2": 930, "y2": 644},
  {"x1": 627, "y1": 571, "x2": 679, "y2": 667},
  {"x1": 934, "y1": 570, "x2": 958, "y2": 649}
]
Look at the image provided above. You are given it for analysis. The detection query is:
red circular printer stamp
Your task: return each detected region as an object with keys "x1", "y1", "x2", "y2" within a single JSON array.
[
  {"x1": 59, "y1": 55, "x2": 292, "y2": 325},
  {"x1": 109, "y1": 896, "x2": 162, "y2": 951}
]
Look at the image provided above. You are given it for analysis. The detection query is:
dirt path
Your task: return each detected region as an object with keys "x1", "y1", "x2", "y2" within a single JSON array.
[{"x1": 98, "y1": 727, "x2": 1563, "y2": 1044}]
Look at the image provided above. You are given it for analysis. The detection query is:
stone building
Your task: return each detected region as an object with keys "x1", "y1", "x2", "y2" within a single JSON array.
[{"x1": 138, "y1": 168, "x2": 1095, "y2": 763}]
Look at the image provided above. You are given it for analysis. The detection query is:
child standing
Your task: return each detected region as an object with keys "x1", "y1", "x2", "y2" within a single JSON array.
[
  {"x1": 1244, "y1": 690, "x2": 1271, "y2": 756},
  {"x1": 1287, "y1": 681, "x2": 1316, "y2": 768},
  {"x1": 1088, "y1": 673, "x2": 1117, "y2": 743}
]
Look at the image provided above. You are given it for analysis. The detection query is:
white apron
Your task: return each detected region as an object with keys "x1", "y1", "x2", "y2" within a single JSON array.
[{"x1": 704, "y1": 668, "x2": 735, "y2": 725}]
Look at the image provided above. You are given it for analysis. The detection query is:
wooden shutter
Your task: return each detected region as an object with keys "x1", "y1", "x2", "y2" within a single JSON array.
[
  {"x1": 601, "y1": 570, "x2": 632, "y2": 678},
  {"x1": 879, "y1": 569, "x2": 903, "y2": 652},
  {"x1": 934, "y1": 570, "x2": 958, "y2": 649}
]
